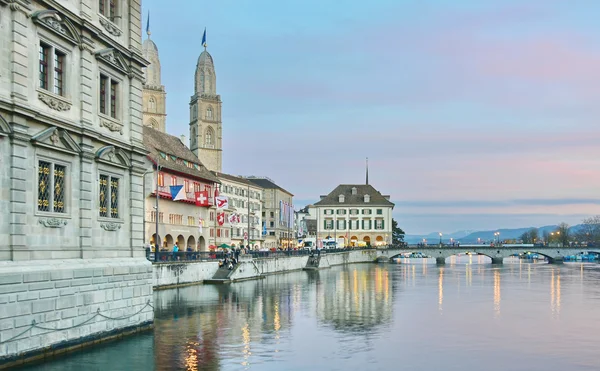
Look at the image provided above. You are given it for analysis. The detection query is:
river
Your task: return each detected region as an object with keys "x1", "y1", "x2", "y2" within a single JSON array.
[{"x1": 20, "y1": 256, "x2": 600, "y2": 371}]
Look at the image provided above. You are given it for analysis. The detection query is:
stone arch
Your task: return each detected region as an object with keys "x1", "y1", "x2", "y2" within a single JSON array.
[
  {"x1": 198, "y1": 236, "x2": 207, "y2": 252},
  {"x1": 176, "y1": 234, "x2": 185, "y2": 248},
  {"x1": 205, "y1": 126, "x2": 214, "y2": 146},
  {"x1": 187, "y1": 236, "x2": 196, "y2": 251},
  {"x1": 164, "y1": 234, "x2": 173, "y2": 248},
  {"x1": 0, "y1": 114, "x2": 12, "y2": 136},
  {"x1": 190, "y1": 126, "x2": 196, "y2": 145},
  {"x1": 147, "y1": 118, "x2": 158, "y2": 129},
  {"x1": 151, "y1": 233, "x2": 161, "y2": 249},
  {"x1": 363, "y1": 236, "x2": 371, "y2": 243}
]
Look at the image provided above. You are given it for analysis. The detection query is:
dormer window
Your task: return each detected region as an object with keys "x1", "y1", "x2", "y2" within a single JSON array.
[
  {"x1": 339, "y1": 195, "x2": 345, "y2": 203},
  {"x1": 351, "y1": 187, "x2": 357, "y2": 195},
  {"x1": 364, "y1": 194, "x2": 370, "y2": 203}
]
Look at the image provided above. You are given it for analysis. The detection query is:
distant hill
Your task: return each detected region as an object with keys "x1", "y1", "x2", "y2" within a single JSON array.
[{"x1": 405, "y1": 224, "x2": 584, "y2": 244}]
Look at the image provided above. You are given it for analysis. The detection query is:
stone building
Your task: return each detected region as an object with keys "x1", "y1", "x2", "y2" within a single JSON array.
[
  {"x1": 0, "y1": 0, "x2": 152, "y2": 363},
  {"x1": 247, "y1": 177, "x2": 294, "y2": 249},
  {"x1": 141, "y1": 24, "x2": 166, "y2": 132},
  {"x1": 189, "y1": 45, "x2": 222, "y2": 173},
  {"x1": 214, "y1": 173, "x2": 264, "y2": 248},
  {"x1": 313, "y1": 184, "x2": 394, "y2": 247},
  {"x1": 142, "y1": 126, "x2": 219, "y2": 252}
]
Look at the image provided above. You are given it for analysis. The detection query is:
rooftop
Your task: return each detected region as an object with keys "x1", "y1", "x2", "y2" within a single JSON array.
[
  {"x1": 246, "y1": 177, "x2": 293, "y2": 196},
  {"x1": 313, "y1": 184, "x2": 394, "y2": 207},
  {"x1": 143, "y1": 126, "x2": 218, "y2": 183}
]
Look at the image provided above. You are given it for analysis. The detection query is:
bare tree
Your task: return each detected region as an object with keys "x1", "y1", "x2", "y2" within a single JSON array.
[
  {"x1": 557, "y1": 222, "x2": 570, "y2": 246},
  {"x1": 578, "y1": 216, "x2": 600, "y2": 245}
]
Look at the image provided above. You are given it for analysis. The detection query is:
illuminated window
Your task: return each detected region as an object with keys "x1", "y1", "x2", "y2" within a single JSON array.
[
  {"x1": 38, "y1": 160, "x2": 66, "y2": 213},
  {"x1": 99, "y1": 174, "x2": 119, "y2": 218}
]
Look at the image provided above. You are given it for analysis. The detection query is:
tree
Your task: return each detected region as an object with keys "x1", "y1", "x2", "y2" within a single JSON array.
[
  {"x1": 392, "y1": 219, "x2": 405, "y2": 245},
  {"x1": 556, "y1": 222, "x2": 570, "y2": 246},
  {"x1": 519, "y1": 228, "x2": 538, "y2": 244},
  {"x1": 577, "y1": 215, "x2": 600, "y2": 245}
]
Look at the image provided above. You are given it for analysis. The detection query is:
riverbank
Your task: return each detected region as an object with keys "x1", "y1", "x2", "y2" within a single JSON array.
[{"x1": 153, "y1": 249, "x2": 380, "y2": 289}]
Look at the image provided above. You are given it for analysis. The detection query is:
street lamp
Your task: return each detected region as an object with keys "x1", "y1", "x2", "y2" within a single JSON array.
[{"x1": 439, "y1": 232, "x2": 442, "y2": 245}]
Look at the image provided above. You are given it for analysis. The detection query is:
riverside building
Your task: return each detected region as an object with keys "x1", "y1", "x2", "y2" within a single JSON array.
[
  {"x1": 313, "y1": 184, "x2": 394, "y2": 247},
  {"x1": 0, "y1": 0, "x2": 152, "y2": 363}
]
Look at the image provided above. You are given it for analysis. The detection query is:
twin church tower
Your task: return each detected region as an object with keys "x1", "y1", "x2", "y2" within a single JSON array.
[{"x1": 141, "y1": 21, "x2": 222, "y2": 172}]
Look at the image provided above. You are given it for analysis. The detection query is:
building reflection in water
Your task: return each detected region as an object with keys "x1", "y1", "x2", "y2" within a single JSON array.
[
  {"x1": 438, "y1": 268, "x2": 444, "y2": 314},
  {"x1": 493, "y1": 269, "x2": 501, "y2": 318},
  {"x1": 550, "y1": 269, "x2": 561, "y2": 317},
  {"x1": 316, "y1": 266, "x2": 393, "y2": 333}
]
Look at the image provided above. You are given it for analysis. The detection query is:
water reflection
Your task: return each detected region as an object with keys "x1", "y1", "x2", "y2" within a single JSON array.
[{"x1": 16, "y1": 260, "x2": 600, "y2": 371}]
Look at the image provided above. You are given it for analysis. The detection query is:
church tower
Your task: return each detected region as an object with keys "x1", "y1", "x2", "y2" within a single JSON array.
[
  {"x1": 141, "y1": 15, "x2": 167, "y2": 132},
  {"x1": 189, "y1": 32, "x2": 222, "y2": 173}
]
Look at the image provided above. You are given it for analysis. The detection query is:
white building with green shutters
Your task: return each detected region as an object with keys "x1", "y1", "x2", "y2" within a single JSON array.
[{"x1": 313, "y1": 184, "x2": 394, "y2": 247}]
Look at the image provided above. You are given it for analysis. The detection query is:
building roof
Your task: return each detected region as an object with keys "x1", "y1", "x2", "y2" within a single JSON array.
[
  {"x1": 246, "y1": 177, "x2": 293, "y2": 196},
  {"x1": 143, "y1": 126, "x2": 218, "y2": 183},
  {"x1": 197, "y1": 50, "x2": 214, "y2": 66},
  {"x1": 313, "y1": 184, "x2": 394, "y2": 207},
  {"x1": 142, "y1": 38, "x2": 158, "y2": 53},
  {"x1": 213, "y1": 172, "x2": 260, "y2": 188}
]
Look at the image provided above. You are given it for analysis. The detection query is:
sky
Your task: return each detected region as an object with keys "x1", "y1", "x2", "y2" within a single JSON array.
[{"x1": 142, "y1": 0, "x2": 600, "y2": 234}]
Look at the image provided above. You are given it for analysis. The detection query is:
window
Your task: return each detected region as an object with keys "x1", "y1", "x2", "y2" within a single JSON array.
[
  {"x1": 364, "y1": 194, "x2": 370, "y2": 203},
  {"x1": 148, "y1": 96, "x2": 156, "y2": 112},
  {"x1": 38, "y1": 160, "x2": 66, "y2": 213},
  {"x1": 99, "y1": 0, "x2": 117, "y2": 20},
  {"x1": 188, "y1": 216, "x2": 195, "y2": 226},
  {"x1": 99, "y1": 174, "x2": 119, "y2": 218},
  {"x1": 339, "y1": 195, "x2": 345, "y2": 203},
  {"x1": 362, "y1": 209, "x2": 372, "y2": 215},
  {"x1": 150, "y1": 211, "x2": 164, "y2": 223},
  {"x1": 168, "y1": 214, "x2": 183, "y2": 225},
  {"x1": 39, "y1": 43, "x2": 66, "y2": 96},
  {"x1": 210, "y1": 229, "x2": 214, "y2": 237},
  {"x1": 205, "y1": 127, "x2": 213, "y2": 146},
  {"x1": 270, "y1": 221, "x2": 274, "y2": 227},
  {"x1": 270, "y1": 212, "x2": 274, "y2": 218},
  {"x1": 324, "y1": 220, "x2": 334, "y2": 230},
  {"x1": 376, "y1": 209, "x2": 383, "y2": 215},
  {"x1": 336, "y1": 209, "x2": 346, "y2": 215},
  {"x1": 171, "y1": 176, "x2": 177, "y2": 186},
  {"x1": 206, "y1": 107, "x2": 213, "y2": 119},
  {"x1": 217, "y1": 229, "x2": 221, "y2": 238},
  {"x1": 184, "y1": 180, "x2": 190, "y2": 192},
  {"x1": 194, "y1": 182, "x2": 201, "y2": 192},
  {"x1": 362, "y1": 220, "x2": 372, "y2": 230},
  {"x1": 350, "y1": 209, "x2": 359, "y2": 215},
  {"x1": 99, "y1": 74, "x2": 119, "y2": 119},
  {"x1": 375, "y1": 220, "x2": 384, "y2": 230},
  {"x1": 157, "y1": 172, "x2": 164, "y2": 187},
  {"x1": 210, "y1": 211, "x2": 214, "y2": 221},
  {"x1": 351, "y1": 187, "x2": 357, "y2": 195}
]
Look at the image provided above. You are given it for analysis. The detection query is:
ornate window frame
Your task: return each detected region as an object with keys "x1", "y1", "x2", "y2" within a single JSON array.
[{"x1": 95, "y1": 146, "x2": 130, "y2": 227}]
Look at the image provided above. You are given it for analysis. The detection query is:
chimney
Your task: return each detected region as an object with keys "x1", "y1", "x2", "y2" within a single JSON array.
[{"x1": 180, "y1": 134, "x2": 186, "y2": 147}]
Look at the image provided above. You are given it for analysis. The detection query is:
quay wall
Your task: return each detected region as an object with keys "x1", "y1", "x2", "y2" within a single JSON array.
[
  {"x1": 153, "y1": 261, "x2": 219, "y2": 289},
  {"x1": 0, "y1": 259, "x2": 153, "y2": 368}
]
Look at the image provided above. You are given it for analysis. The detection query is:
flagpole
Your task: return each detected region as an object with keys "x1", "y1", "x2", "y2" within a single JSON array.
[
  {"x1": 247, "y1": 183, "x2": 250, "y2": 249},
  {"x1": 154, "y1": 156, "x2": 159, "y2": 262}
]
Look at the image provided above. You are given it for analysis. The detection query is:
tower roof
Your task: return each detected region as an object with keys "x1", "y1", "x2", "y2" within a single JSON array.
[
  {"x1": 142, "y1": 38, "x2": 159, "y2": 53},
  {"x1": 197, "y1": 50, "x2": 214, "y2": 67}
]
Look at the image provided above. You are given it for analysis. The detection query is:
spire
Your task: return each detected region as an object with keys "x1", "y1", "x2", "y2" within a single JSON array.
[
  {"x1": 146, "y1": 10, "x2": 150, "y2": 37},
  {"x1": 366, "y1": 157, "x2": 369, "y2": 185}
]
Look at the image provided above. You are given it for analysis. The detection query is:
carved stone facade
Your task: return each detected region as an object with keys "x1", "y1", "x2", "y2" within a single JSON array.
[
  {"x1": 189, "y1": 48, "x2": 223, "y2": 173},
  {"x1": 0, "y1": 0, "x2": 152, "y2": 363},
  {"x1": 141, "y1": 31, "x2": 167, "y2": 132}
]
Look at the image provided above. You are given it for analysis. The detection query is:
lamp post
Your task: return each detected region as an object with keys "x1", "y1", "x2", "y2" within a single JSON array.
[
  {"x1": 154, "y1": 157, "x2": 160, "y2": 262},
  {"x1": 141, "y1": 166, "x2": 154, "y2": 257}
]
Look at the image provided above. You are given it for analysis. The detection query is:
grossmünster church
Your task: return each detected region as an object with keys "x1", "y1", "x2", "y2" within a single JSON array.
[{"x1": 141, "y1": 25, "x2": 222, "y2": 173}]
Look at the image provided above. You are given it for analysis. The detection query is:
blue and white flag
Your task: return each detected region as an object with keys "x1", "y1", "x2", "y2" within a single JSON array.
[
  {"x1": 146, "y1": 11, "x2": 150, "y2": 34},
  {"x1": 170, "y1": 185, "x2": 185, "y2": 201},
  {"x1": 262, "y1": 222, "x2": 267, "y2": 236},
  {"x1": 202, "y1": 28, "x2": 207, "y2": 47}
]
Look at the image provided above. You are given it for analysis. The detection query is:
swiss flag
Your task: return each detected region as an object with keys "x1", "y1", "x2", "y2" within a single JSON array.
[
  {"x1": 217, "y1": 212, "x2": 225, "y2": 226},
  {"x1": 195, "y1": 191, "x2": 209, "y2": 207}
]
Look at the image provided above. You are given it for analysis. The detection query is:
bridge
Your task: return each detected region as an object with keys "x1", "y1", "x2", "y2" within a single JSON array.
[{"x1": 375, "y1": 244, "x2": 599, "y2": 264}]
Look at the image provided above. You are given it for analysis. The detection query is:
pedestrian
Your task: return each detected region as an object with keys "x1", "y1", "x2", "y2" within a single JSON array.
[{"x1": 172, "y1": 243, "x2": 179, "y2": 261}]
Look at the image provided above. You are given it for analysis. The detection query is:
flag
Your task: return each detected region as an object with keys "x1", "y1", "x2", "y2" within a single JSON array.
[
  {"x1": 202, "y1": 28, "x2": 207, "y2": 47},
  {"x1": 236, "y1": 215, "x2": 241, "y2": 223},
  {"x1": 195, "y1": 191, "x2": 209, "y2": 207},
  {"x1": 146, "y1": 11, "x2": 150, "y2": 35},
  {"x1": 170, "y1": 185, "x2": 185, "y2": 201},
  {"x1": 217, "y1": 212, "x2": 225, "y2": 226},
  {"x1": 262, "y1": 222, "x2": 267, "y2": 236},
  {"x1": 215, "y1": 196, "x2": 228, "y2": 209},
  {"x1": 198, "y1": 218, "x2": 203, "y2": 233},
  {"x1": 228, "y1": 213, "x2": 237, "y2": 223}
]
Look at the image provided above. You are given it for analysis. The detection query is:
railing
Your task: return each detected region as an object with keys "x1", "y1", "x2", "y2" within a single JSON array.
[{"x1": 149, "y1": 246, "x2": 380, "y2": 263}]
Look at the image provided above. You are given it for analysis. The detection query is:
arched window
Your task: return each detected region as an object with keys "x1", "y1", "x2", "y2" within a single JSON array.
[
  {"x1": 205, "y1": 127, "x2": 214, "y2": 146},
  {"x1": 148, "y1": 96, "x2": 156, "y2": 113},
  {"x1": 206, "y1": 106, "x2": 213, "y2": 119},
  {"x1": 191, "y1": 127, "x2": 196, "y2": 146},
  {"x1": 148, "y1": 118, "x2": 158, "y2": 129}
]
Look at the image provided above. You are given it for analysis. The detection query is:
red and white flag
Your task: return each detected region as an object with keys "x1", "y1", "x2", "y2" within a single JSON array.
[
  {"x1": 215, "y1": 196, "x2": 228, "y2": 209},
  {"x1": 228, "y1": 213, "x2": 237, "y2": 223},
  {"x1": 236, "y1": 215, "x2": 241, "y2": 223},
  {"x1": 195, "y1": 191, "x2": 209, "y2": 207},
  {"x1": 198, "y1": 218, "x2": 203, "y2": 233},
  {"x1": 217, "y1": 212, "x2": 225, "y2": 226}
]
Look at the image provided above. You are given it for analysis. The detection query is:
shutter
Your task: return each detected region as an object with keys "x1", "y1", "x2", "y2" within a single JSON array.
[
  {"x1": 381, "y1": 220, "x2": 384, "y2": 229},
  {"x1": 361, "y1": 220, "x2": 364, "y2": 230},
  {"x1": 324, "y1": 220, "x2": 327, "y2": 230}
]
